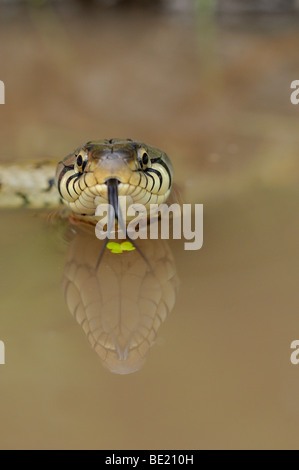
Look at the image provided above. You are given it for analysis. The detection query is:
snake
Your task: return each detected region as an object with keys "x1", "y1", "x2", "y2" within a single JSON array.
[
  {"x1": 63, "y1": 227, "x2": 179, "y2": 374},
  {"x1": 0, "y1": 139, "x2": 174, "y2": 226},
  {"x1": 0, "y1": 139, "x2": 178, "y2": 374}
]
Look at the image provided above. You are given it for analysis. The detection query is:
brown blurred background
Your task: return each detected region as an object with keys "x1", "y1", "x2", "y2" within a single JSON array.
[{"x1": 0, "y1": 0, "x2": 299, "y2": 451}]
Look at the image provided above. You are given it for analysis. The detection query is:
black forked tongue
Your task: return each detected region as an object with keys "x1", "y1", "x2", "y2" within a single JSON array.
[{"x1": 96, "y1": 178, "x2": 151, "y2": 270}]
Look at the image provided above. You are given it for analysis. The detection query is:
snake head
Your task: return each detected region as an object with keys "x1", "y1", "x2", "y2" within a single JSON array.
[{"x1": 55, "y1": 139, "x2": 173, "y2": 223}]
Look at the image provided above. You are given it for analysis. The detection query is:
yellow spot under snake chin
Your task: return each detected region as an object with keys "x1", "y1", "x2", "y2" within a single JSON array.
[{"x1": 106, "y1": 241, "x2": 136, "y2": 254}]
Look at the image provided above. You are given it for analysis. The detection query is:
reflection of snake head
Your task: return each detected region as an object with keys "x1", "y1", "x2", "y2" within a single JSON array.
[
  {"x1": 55, "y1": 139, "x2": 174, "y2": 224},
  {"x1": 62, "y1": 228, "x2": 179, "y2": 375}
]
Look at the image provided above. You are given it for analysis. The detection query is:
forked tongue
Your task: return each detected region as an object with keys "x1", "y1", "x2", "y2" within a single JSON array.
[{"x1": 96, "y1": 178, "x2": 151, "y2": 270}]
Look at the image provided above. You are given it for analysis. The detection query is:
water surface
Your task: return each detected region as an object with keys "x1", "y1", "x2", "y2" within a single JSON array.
[{"x1": 0, "y1": 4, "x2": 299, "y2": 450}]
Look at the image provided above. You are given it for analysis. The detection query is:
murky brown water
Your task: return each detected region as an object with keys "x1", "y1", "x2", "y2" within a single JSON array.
[{"x1": 1, "y1": 3, "x2": 299, "y2": 450}]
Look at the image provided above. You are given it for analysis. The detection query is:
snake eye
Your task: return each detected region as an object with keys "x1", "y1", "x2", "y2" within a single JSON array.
[
  {"x1": 142, "y1": 152, "x2": 149, "y2": 166},
  {"x1": 75, "y1": 152, "x2": 87, "y2": 173},
  {"x1": 138, "y1": 149, "x2": 150, "y2": 169}
]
